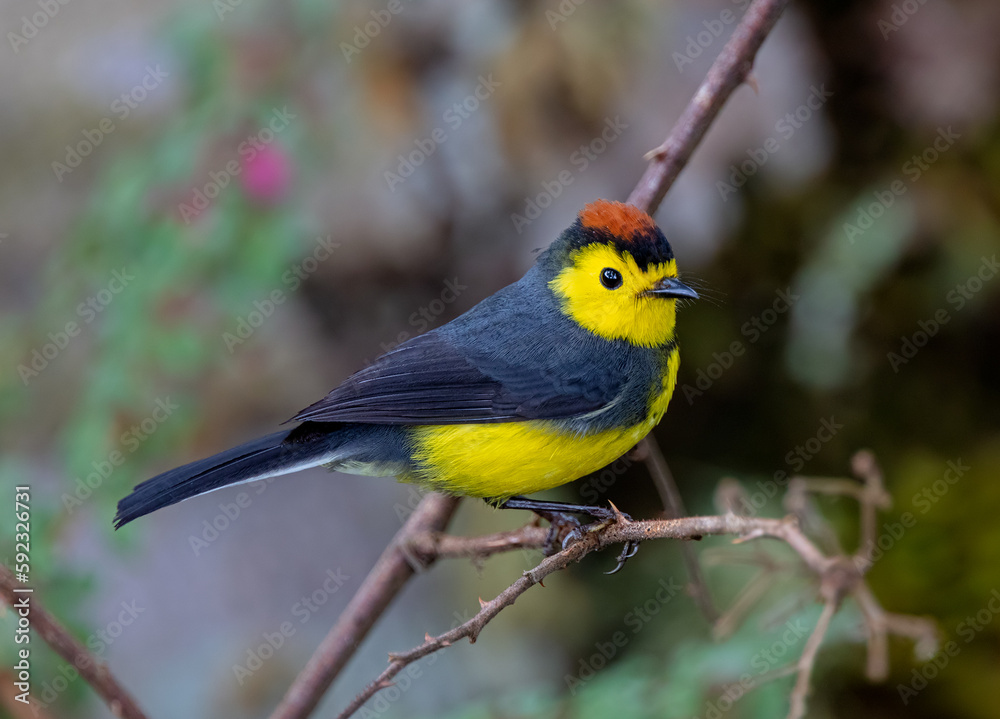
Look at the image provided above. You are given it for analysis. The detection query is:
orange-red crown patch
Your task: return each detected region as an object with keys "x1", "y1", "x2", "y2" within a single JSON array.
[
  {"x1": 578, "y1": 200, "x2": 657, "y2": 241},
  {"x1": 565, "y1": 199, "x2": 673, "y2": 270}
]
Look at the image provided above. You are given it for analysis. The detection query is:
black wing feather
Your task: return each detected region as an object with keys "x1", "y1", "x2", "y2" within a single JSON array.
[{"x1": 290, "y1": 324, "x2": 620, "y2": 425}]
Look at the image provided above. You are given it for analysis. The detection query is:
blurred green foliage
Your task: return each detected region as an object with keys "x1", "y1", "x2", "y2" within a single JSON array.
[{"x1": 0, "y1": 2, "x2": 318, "y2": 704}]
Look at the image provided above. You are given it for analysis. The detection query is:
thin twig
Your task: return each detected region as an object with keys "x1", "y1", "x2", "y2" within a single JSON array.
[
  {"x1": 338, "y1": 506, "x2": 936, "y2": 719},
  {"x1": 850, "y1": 450, "x2": 890, "y2": 571},
  {"x1": 335, "y1": 511, "x2": 910, "y2": 718},
  {"x1": 333, "y1": 535, "x2": 597, "y2": 719},
  {"x1": 786, "y1": 599, "x2": 838, "y2": 719},
  {"x1": 337, "y1": 514, "x2": 779, "y2": 719},
  {"x1": 628, "y1": 0, "x2": 790, "y2": 214},
  {"x1": 784, "y1": 478, "x2": 846, "y2": 556},
  {"x1": 406, "y1": 523, "x2": 549, "y2": 561},
  {"x1": 714, "y1": 476, "x2": 754, "y2": 516},
  {"x1": 638, "y1": 435, "x2": 718, "y2": 622},
  {"x1": 0, "y1": 564, "x2": 148, "y2": 719},
  {"x1": 269, "y1": 493, "x2": 460, "y2": 719},
  {"x1": 852, "y1": 582, "x2": 938, "y2": 681},
  {"x1": 783, "y1": 451, "x2": 892, "y2": 573}
]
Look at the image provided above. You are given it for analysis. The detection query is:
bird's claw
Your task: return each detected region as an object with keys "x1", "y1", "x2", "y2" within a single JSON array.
[
  {"x1": 600, "y1": 502, "x2": 640, "y2": 573},
  {"x1": 605, "y1": 540, "x2": 640, "y2": 575},
  {"x1": 502, "y1": 498, "x2": 641, "y2": 572},
  {"x1": 561, "y1": 526, "x2": 584, "y2": 550},
  {"x1": 557, "y1": 504, "x2": 641, "y2": 574},
  {"x1": 541, "y1": 512, "x2": 583, "y2": 556}
]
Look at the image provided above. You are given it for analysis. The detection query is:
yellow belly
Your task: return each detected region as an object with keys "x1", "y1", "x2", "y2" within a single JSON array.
[{"x1": 406, "y1": 351, "x2": 678, "y2": 498}]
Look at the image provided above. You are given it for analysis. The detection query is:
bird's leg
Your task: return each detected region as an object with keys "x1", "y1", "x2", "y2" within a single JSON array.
[
  {"x1": 499, "y1": 502, "x2": 584, "y2": 557},
  {"x1": 488, "y1": 496, "x2": 640, "y2": 574}
]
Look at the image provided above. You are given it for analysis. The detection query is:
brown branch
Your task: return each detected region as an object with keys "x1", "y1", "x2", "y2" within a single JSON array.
[
  {"x1": 853, "y1": 582, "x2": 938, "y2": 681},
  {"x1": 333, "y1": 533, "x2": 598, "y2": 719},
  {"x1": 850, "y1": 450, "x2": 891, "y2": 569},
  {"x1": 269, "y1": 493, "x2": 460, "y2": 719},
  {"x1": 781, "y1": 450, "x2": 893, "y2": 570},
  {"x1": 337, "y1": 514, "x2": 766, "y2": 719},
  {"x1": 336, "y1": 510, "x2": 935, "y2": 719},
  {"x1": 787, "y1": 598, "x2": 838, "y2": 719},
  {"x1": 627, "y1": 0, "x2": 790, "y2": 215},
  {"x1": 407, "y1": 523, "x2": 549, "y2": 560},
  {"x1": 0, "y1": 564, "x2": 147, "y2": 719}
]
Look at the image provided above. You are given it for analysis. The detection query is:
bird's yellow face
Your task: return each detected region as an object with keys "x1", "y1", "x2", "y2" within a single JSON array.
[{"x1": 550, "y1": 242, "x2": 686, "y2": 348}]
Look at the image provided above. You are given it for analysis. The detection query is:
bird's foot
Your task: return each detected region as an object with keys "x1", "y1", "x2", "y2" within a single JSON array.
[
  {"x1": 536, "y1": 511, "x2": 584, "y2": 556},
  {"x1": 489, "y1": 496, "x2": 640, "y2": 574},
  {"x1": 559, "y1": 502, "x2": 639, "y2": 574}
]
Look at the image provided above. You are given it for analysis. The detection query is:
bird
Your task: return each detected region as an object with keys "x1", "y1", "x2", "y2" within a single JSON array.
[{"x1": 115, "y1": 199, "x2": 697, "y2": 570}]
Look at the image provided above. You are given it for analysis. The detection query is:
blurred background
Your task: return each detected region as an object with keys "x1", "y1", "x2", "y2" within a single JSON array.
[{"x1": 1, "y1": 0, "x2": 999, "y2": 717}]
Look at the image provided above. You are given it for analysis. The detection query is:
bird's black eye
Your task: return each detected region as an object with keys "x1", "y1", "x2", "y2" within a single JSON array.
[{"x1": 600, "y1": 267, "x2": 623, "y2": 289}]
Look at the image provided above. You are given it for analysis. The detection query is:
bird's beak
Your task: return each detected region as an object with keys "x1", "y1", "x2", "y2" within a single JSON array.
[{"x1": 648, "y1": 277, "x2": 699, "y2": 300}]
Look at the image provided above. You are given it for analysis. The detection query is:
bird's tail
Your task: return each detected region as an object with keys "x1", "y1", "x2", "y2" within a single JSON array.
[{"x1": 114, "y1": 426, "x2": 340, "y2": 529}]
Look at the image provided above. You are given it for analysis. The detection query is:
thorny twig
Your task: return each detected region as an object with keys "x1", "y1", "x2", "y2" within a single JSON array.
[
  {"x1": 627, "y1": 0, "x2": 790, "y2": 212},
  {"x1": 337, "y1": 459, "x2": 938, "y2": 719},
  {"x1": 269, "y1": 493, "x2": 460, "y2": 719},
  {"x1": 0, "y1": 564, "x2": 148, "y2": 719}
]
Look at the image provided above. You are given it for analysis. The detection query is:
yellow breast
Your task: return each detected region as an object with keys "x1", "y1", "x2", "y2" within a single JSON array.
[{"x1": 406, "y1": 350, "x2": 679, "y2": 498}]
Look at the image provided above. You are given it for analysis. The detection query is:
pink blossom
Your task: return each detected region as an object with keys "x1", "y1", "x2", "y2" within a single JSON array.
[{"x1": 241, "y1": 143, "x2": 292, "y2": 204}]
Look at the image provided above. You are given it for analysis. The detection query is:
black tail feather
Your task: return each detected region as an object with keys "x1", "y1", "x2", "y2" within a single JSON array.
[{"x1": 114, "y1": 429, "x2": 334, "y2": 528}]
